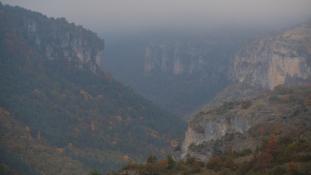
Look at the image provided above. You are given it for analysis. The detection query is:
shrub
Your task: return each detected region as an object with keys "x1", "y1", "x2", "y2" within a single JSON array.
[
  {"x1": 241, "y1": 101, "x2": 252, "y2": 109},
  {"x1": 166, "y1": 155, "x2": 176, "y2": 169},
  {"x1": 146, "y1": 155, "x2": 158, "y2": 164},
  {"x1": 89, "y1": 170, "x2": 101, "y2": 175}
]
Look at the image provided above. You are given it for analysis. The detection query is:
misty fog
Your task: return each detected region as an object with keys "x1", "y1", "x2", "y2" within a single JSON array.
[{"x1": 2, "y1": 0, "x2": 311, "y2": 36}]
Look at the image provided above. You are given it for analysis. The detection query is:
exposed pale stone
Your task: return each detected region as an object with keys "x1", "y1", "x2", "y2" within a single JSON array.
[
  {"x1": 233, "y1": 23, "x2": 311, "y2": 90},
  {"x1": 182, "y1": 22, "x2": 311, "y2": 161},
  {"x1": 268, "y1": 57, "x2": 304, "y2": 89}
]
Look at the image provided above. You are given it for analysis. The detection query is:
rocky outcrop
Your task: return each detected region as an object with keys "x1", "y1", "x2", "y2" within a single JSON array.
[
  {"x1": 233, "y1": 22, "x2": 311, "y2": 90},
  {"x1": 182, "y1": 100, "x2": 255, "y2": 160},
  {"x1": 182, "y1": 22, "x2": 311, "y2": 160},
  {"x1": 182, "y1": 87, "x2": 311, "y2": 160},
  {"x1": 182, "y1": 114, "x2": 252, "y2": 158},
  {"x1": 138, "y1": 38, "x2": 243, "y2": 117},
  {"x1": 144, "y1": 42, "x2": 208, "y2": 75},
  {"x1": 0, "y1": 3, "x2": 105, "y2": 74},
  {"x1": 0, "y1": 4, "x2": 186, "y2": 174}
]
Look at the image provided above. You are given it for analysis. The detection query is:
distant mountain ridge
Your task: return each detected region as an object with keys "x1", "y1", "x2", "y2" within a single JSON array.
[
  {"x1": 0, "y1": 3, "x2": 185, "y2": 174},
  {"x1": 105, "y1": 34, "x2": 253, "y2": 117}
]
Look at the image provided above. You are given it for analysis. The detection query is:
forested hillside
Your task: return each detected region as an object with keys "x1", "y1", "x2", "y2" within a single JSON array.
[
  {"x1": 0, "y1": 3, "x2": 185, "y2": 174},
  {"x1": 111, "y1": 87, "x2": 311, "y2": 175}
]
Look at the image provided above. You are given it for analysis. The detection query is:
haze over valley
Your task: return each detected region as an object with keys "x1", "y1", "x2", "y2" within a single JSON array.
[{"x1": 1, "y1": 1, "x2": 311, "y2": 175}]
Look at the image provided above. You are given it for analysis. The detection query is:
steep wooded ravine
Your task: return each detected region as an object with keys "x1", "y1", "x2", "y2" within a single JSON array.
[{"x1": 0, "y1": 3, "x2": 185, "y2": 174}]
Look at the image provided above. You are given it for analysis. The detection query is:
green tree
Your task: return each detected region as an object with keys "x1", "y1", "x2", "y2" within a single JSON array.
[
  {"x1": 167, "y1": 155, "x2": 176, "y2": 169},
  {"x1": 146, "y1": 155, "x2": 158, "y2": 164},
  {"x1": 0, "y1": 164, "x2": 9, "y2": 175},
  {"x1": 89, "y1": 170, "x2": 101, "y2": 175}
]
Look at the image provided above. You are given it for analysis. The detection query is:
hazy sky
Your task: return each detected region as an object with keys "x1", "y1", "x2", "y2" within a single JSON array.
[{"x1": 2, "y1": 0, "x2": 311, "y2": 35}]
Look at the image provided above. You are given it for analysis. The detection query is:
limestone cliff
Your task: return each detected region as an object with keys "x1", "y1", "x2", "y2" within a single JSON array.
[
  {"x1": 182, "y1": 22, "x2": 311, "y2": 160},
  {"x1": 135, "y1": 37, "x2": 244, "y2": 117},
  {"x1": 182, "y1": 87, "x2": 311, "y2": 160},
  {"x1": 144, "y1": 41, "x2": 208, "y2": 75},
  {"x1": 0, "y1": 3, "x2": 105, "y2": 74},
  {"x1": 233, "y1": 22, "x2": 311, "y2": 90},
  {"x1": 0, "y1": 3, "x2": 185, "y2": 174}
]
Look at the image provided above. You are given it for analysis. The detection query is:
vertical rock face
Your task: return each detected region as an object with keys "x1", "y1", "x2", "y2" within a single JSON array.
[
  {"x1": 233, "y1": 22, "x2": 311, "y2": 90},
  {"x1": 0, "y1": 4, "x2": 186, "y2": 174},
  {"x1": 182, "y1": 87, "x2": 311, "y2": 161},
  {"x1": 0, "y1": 4, "x2": 105, "y2": 74},
  {"x1": 182, "y1": 103, "x2": 254, "y2": 160},
  {"x1": 182, "y1": 21, "x2": 311, "y2": 161},
  {"x1": 143, "y1": 42, "x2": 207, "y2": 75},
  {"x1": 134, "y1": 38, "x2": 242, "y2": 116},
  {"x1": 105, "y1": 33, "x2": 251, "y2": 117}
]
